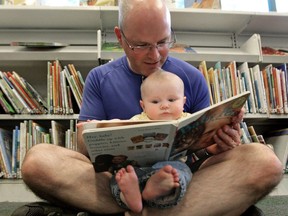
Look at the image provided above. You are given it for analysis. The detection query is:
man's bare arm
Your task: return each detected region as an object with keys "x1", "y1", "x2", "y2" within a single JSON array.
[{"x1": 76, "y1": 121, "x2": 89, "y2": 156}]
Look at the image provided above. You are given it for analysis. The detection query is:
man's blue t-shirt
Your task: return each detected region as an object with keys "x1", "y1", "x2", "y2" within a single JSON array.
[{"x1": 79, "y1": 56, "x2": 210, "y2": 120}]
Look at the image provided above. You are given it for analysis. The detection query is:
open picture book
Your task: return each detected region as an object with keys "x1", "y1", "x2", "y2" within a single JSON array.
[{"x1": 82, "y1": 91, "x2": 250, "y2": 172}]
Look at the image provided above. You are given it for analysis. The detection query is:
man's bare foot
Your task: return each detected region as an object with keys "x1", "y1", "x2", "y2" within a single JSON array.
[
  {"x1": 115, "y1": 165, "x2": 142, "y2": 213},
  {"x1": 142, "y1": 165, "x2": 180, "y2": 201}
]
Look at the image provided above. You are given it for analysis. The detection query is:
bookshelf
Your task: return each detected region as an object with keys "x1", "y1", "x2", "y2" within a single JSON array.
[{"x1": 0, "y1": 5, "x2": 288, "y2": 199}]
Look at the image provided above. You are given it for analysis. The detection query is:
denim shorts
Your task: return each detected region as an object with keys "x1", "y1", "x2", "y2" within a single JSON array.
[{"x1": 110, "y1": 161, "x2": 192, "y2": 209}]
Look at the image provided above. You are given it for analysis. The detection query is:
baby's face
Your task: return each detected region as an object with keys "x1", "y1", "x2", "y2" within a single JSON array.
[{"x1": 142, "y1": 82, "x2": 185, "y2": 120}]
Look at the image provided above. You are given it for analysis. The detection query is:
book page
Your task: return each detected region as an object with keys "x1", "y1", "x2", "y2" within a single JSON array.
[
  {"x1": 83, "y1": 122, "x2": 177, "y2": 171},
  {"x1": 170, "y1": 91, "x2": 250, "y2": 157}
]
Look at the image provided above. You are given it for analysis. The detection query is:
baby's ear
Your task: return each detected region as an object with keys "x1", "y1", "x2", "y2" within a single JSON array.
[
  {"x1": 140, "y1": 100, "x2": 145, "y2": 110},
  {"x1": 183, "y1": 96, "x2": 187, "y2": 105}
]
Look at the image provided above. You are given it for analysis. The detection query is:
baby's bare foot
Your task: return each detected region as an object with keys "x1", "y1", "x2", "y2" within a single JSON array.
[
  {"x1": 142, "y1": 165, "x2": 180, "y2": 201},
  {"x1": 115, "y1": 165, "x2": 142, "y2": 213}
]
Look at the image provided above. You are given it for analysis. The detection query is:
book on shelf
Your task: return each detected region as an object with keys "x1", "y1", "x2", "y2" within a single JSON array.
[
  {"x1": 238, "y1": 62, "x2": 257, "y2": 114},
  {"x1": 63, "y1": 66, "x2": 81, "y2": 112},
  {"x1": 199, "y1": 61, "x2": 213, "y2": 105},
  {"x1": 214, "y1": 61, "x2": 227, "y2": 102},
  {"x1": 8, "y1": 71, "x2": 47, "y2": 114},
  {"x1": 0, "y1": 70, "x2": 47, "y2": 114},
  {"x1": 266, "y1": 128, "x2": 288, "y2": 171},
  {"x1": 226, "y1": 61, "x2": 239, "y2": 97},
  {"x1": 50, "y1": 120, "x2": 66, "y2": 147},
  {"x1": 82, "y1": 91, "x2": 250, "y2": 172},
  {"x1": 276, "y1": 64, "x2": 288, "y2": 114},
  {"x1": 47, "y1": 60, "x2": 84, "y2": 114},
  {"x1": 0, "y1": 119, "x2": 78, "y2": 179},
  {"x1": 191, "y1": 0, "x2": 220, "y2": 9},
  {"x1": 264, "y1": 64, "x2": 277, "y2": 114},
  {"x1": 251, "y1": 65, "x2": 268, "y2": 114},
  {"x1": 262, "y1": 47, "x2": 288, "y2": 56},
  {"x1": 12, "y1": 126, "x2": 20, "y2": 178},
  {"x1": 169, "y1": 43, "x2": 196, "y2": 53},
  {"x1": 0, "y1": 128, "x2": 13, "y2": 178},
  {"x1": 0, "y1": 71, "x2": 29, "y2": 114},
  {"x1": 0, "y1": 88, "x2": 16, "y2": 114}
]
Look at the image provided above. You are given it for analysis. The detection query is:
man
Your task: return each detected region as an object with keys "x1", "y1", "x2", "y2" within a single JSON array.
[{"x1": 17, "y1": 0, "x2": 282, "y2": 216}]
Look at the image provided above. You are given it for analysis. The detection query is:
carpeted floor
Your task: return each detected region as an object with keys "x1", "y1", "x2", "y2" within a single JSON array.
[{"x1": 1, "y1": 196, "x2": 288, "y2": 216}]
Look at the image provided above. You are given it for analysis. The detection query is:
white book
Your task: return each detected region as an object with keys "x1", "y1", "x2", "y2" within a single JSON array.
[
  {"x1": 238, "y1": 62, "x2": 256, "y2": 113},
  {"x1": 82, "y1": 92, "x2": 250, "y2": 172},
  {"x1": 252, "y1": 65, "x2": 268, "y2": 114}
]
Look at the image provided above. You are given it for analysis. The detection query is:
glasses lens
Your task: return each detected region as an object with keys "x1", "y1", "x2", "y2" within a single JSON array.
[{"x1": 122, "y1": 29, "x2": 176, "y2": 53}]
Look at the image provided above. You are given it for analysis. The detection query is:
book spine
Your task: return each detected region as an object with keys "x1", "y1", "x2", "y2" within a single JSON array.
[
  {"x1": 0, "y1": 128, "x2": 13, "y2": 178},
  {"x1": 261, "y1": 69, "x2": 271, "y2": 115},
  {"x1": 280, "y1": 70, "x2": 288, "y2": 113},
  {"x1": 266, "y1": 65, "x2": 277, "y2": 113},
  {"x1": 64, "y1": 66, "x2": 81, "y2": 109},
  {"x1": 257, "y1": 67, "x2": 268, "y2": 114}
]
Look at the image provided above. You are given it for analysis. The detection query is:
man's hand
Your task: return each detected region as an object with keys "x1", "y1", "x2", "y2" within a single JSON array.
[{"x1": 206, "y1": 107, "x2": 244, "y2": 155}]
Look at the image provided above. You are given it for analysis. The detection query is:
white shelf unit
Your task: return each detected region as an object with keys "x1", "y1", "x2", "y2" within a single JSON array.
[{"x1": 0, "y1": 6, "x2": 288, "y2": 200}]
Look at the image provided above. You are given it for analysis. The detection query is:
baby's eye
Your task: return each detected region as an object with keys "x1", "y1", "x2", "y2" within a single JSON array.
[
  {"x1": 151, "y1": 100, "x2": 159, "y2": 104},
  {"x1": 169, "y1": 99, "x2": 176, "y2": 102}
]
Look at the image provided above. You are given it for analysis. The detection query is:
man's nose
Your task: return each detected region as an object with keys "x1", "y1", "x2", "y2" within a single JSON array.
[{"x1": 147, "y1": 45, "x2": 161, "y2": 58}]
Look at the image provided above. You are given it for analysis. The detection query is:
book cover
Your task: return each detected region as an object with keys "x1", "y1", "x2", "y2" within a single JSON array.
[
  {"x1": 0, "y1": 89, "x2": 15, "y2": 114},
  {"x1": 275, "y1": 64, "x2": 288, "y2": 114},
  {"x1": 0, "y1": 128, "x2": 13, "y2": 178},
  {"x1": 7, "y1": 71, "x2": 42, "y2": 114},
  {"x1": 199, "y1": 61, "x2": 213, "y2": 105},
  {"x1": 214, "y1": 61, "x2": 227, "y2": 101},
  {"x1": 252, "y1": 65, "x2": 268, "y2": 114},
  {"x1": 0, "y1": 72, "x2": 26, "y2": 114},
  {"x1": 12, "y1": 126, "x2": 20, "y2": 177},
  {"x1": 63, "y1": 66, "x2": 82, "y2": 110},
  {"x1": 265, "y1": 64, "x2": 277, "y2": 114},
  {"x1": 226, "y1": 61, "x2": 239, "y2": 97},
  {"x1": 82, "y1": 91, "x2": 250, "y2": 172},
  {"x1": 238, "y1": 62, "x2": 256, "y2": 113},
  {"x1": 51, "y1": 120, "x2": 66, "y2": 147}
]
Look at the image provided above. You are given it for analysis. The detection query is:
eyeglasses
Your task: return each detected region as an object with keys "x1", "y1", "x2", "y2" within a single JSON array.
[{"x1": 120, "y1": 29, "x2": 176, "y2": 54}]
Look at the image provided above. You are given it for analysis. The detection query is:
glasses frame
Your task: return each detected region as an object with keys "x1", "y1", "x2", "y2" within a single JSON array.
[{"x1": 120, "y1": 28, "x2": 177, "y2": 53}]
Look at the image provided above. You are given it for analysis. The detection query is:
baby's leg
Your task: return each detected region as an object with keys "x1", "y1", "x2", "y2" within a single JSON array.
[
  {"x1": 142, "y1": 165, "x2": 180, "y2": 201},
  {"x1": 115, "y1": 165, "x2": 142, "y2": 213}
]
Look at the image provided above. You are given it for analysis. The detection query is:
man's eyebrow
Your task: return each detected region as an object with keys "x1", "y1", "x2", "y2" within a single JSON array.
[{"x1": 134, "y1": 35, "x2": 170, "y2": 44}]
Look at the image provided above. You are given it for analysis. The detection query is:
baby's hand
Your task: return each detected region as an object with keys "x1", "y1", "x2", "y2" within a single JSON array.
[{"x1": 76, "y1": 119, "x2": 98, "y2": 127}]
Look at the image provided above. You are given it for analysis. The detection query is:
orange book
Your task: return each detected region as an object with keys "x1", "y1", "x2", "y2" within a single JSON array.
[
  {"x1": 226, "y1": 61, "x2": 238, "y2": 96},
  {"x1": 68, "y1": 64, "x2": 83, "y2": 95},
  {"x1": 261, "y1": 69, "x2": 271, "y2": 114}
]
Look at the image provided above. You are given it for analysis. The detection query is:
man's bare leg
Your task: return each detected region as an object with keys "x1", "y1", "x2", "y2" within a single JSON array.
[
  {"x1": 142, "y1": 165, "x2": 180, "y2": 201},
  {"x1": 127, "y1": 144, "x2": 283, "y2": 216},
  {"x1": 21, "y1": 144, "x2": 124, "y2": 214},
  {"x1": 116, "y1": 165, "x2": 142, "y2": 213}
]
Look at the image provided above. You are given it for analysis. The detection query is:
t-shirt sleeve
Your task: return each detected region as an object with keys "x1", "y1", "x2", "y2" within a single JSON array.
[{"x1": 79, "y1": 68, "x2": 106, "y2": 120}]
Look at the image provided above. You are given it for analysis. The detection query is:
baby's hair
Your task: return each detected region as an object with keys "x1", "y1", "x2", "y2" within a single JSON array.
[{"x1": 140, "y1": 69, "x2": 184, "y2": 98}]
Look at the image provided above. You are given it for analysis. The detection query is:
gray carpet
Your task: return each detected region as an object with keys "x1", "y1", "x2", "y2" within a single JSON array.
[
  {"x1": 256, "y1": 195, "x2": 288, "y2": 216},
  {"x1": 1, "y1": 196, "x2": 288, "y2": 216}
]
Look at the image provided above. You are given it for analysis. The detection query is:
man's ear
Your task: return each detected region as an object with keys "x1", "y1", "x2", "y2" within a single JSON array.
[{"x1": 114, "y1": 26, "x2": 123, "y2": 46}]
